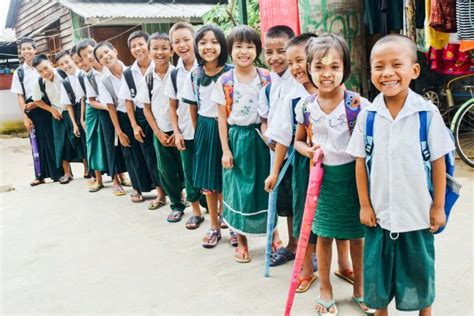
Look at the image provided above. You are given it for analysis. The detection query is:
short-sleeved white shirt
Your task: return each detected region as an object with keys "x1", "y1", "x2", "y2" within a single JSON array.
[
  {"x1": 294, "y1": 92, "x2": 370, "y2": 166},
  {"x1": 84, "y1": 68, "x2": 102, "y2": 99},
  {"x1": 135, "y1": 65, "x2": 175, "y2": 132},
  {"x1": 181, "y1": 66, "x2": 231, "y2": 118},
  {"x1": 11, "y1": 63, "x2": 39, "y2": 100},
  {"x1": 32, "y1": 70, "x2": 64, "y2": 112},
  {"x1": 211, "y1": 72, "x2": 264, "y2": 126},
  {"x1": 60, "y1": 68, "x2": 85, "y2": 106},
  {"x1": 258, "y1": 69, "x2": 296, "y2": 123},
  {"x1": 118, "y1": 59, "x2": 154, "y2": 109},
  {"x1": 266, "y1": 83, "x2": 311, "y2": 147},
  {"x1": 163, "y1": 58, "x2": 197, "y2": 140},
  {"x1": 98, "y1": 63, "x2": 127, "y2": 113},
  {"x1": 347, "y1": 90, "x2": 455, "y2": 233}
]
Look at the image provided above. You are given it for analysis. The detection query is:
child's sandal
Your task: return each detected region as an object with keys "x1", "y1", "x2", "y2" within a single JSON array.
[
  {"x1": 316, "y1": 297, "x2": 338, "y2": 316},
  {"x1": 234, "y1": 246, "x2": 251, "y2": 263},
  {"x1": 334, "y1": 269, "x2": 354, "y2": 284},
  {"x1": 296, "y1": 273, "x2": 318, "y2": 293},
  {"x1": 352, "y1": 297, "x2": 375, "y2": 315}
]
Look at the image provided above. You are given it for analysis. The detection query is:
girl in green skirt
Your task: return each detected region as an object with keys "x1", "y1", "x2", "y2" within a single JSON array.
[
  {"x1": 294, "y1": 34, "x2": 373, "y2": 315},
  {"x1": 182, "y1": 25, "x2": 234, "y2": 248},
  {"x1": 212, "y1": 26, "x2": 272, "y2": 263}
]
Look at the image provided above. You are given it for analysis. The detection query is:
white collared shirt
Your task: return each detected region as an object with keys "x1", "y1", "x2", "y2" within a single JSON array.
[
  {"x1": 60, "y1": 68, "x2": 85, "y2": 106},
  {"x1": 136, "y1": 64, "x2": 175, "y2": 132},
  {"x1": 266, "y1": 83, "x2": 311, "y2": 147},
  {"x1": 163, "y1": 58, "x2": 198, "y2": 140},
  {"x1": 118, "y1": 59, "x2": 154, "y2": 109},
  {"x1": 295, "y1": 92, "x2": 370, "y2": 165},
  {"x1": 11, "y1": 63, "x2": 39, "y2": 100},
  {"x1": 98, "y1": 63, "x2": 127, "y2": 113},
  {"x1": 84, "y1": 68, "x2": 102, "y2": 99},
  {"x1": 32, "y1": 70, "x2": 64, "y2": 112},
  {"x1": 258, "y1": 69, "x2": 296, "y2": 123},
  {"x1": 347, "y1": 89, "x2": 455, "y2": 233}
]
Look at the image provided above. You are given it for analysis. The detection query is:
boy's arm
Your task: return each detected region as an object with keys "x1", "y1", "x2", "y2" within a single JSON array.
[
  {"x1": 17, "y1": 94, "x2": 33, "y2": 132},
  {"x1": 168, "y1": 98, "x2": 185, "y2": 150},
  {"x1": 88, "y1": 97, "x2": 108, "y2": 111},
  {"x1": 430, "y1": 156, "x2": 446, "y2": 232},
  {"x1": 33, "y1": 99, "x2": 62, "y2": 120},
  {"x1": 67, "y1": 104, "x2": 80, "y2": 137},
  {"x1": 355, "y1": 157, "x2": 377, "y2": 227},
  {"x1": 125, "y1": 99, "x2": 144, "y2": 143},
  {"x1": 107, "y1": 103, "x2": 130, "y2": 147}
]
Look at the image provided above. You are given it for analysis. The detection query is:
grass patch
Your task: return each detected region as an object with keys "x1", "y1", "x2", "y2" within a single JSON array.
[{"x1": 0, "y1": 120, "x2": 26, "y2": 135}]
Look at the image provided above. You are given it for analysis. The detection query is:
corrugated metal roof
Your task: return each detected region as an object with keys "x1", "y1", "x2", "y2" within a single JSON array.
[{"x1": 58, "y1": 0, "x2": 216, "y2": 19}]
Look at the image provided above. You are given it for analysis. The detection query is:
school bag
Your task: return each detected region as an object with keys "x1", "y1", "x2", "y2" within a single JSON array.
[
  {"x1": 190, "y1": 64, "x2": 233, "y2": 108},
  {"x1": 77, "y1": 72, "x2": 87, "y2": 96},
  {"x1": 56, "y1": 68, "x2": 77, "y2": 105},
  {"x1": 123, "y1": 67, "x2": 137, "y2": 99},
  {"x1": 170, "y1": 68, "x2": 179, "y2": 95},
  {"x1": 364, "y1": 110, "x2": 461, "y2": 234},
  {"x1": 16, "y1": 66, "x2": 27, "y2": 101},
  {"x1": 220, "y1": 67, "x2": 271, "y2": 116}
]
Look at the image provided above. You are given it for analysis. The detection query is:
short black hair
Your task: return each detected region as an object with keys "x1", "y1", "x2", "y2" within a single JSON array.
[
  {"x1": 148, "y1": 32, "x2": 171, "y2": 49},
  {"x1": 77, "y1": 38, "x2": 97, "y2": 58},
  {"x1": 227, "y1": 25, "x2": 262, "y2": 59},
  {"x1": 55, "y1": 50, "x2": 71, "y2": 62},
  {"x1": 32, "y1": 54, "x2": 50, "y2": 68},
  {"x1": 19, "y1": 37, "x2": 36, "y2": 50},
  {"x1": 265, "y1": 25, "x2": 295, "y2": 40},
  {"x1": 127, "y1": 30, "x2": 149, "y2": 48},
  {"x1": 93, "y1": 41, "x2": 114, "y2": 62},
  {"x1": 70, "y1": 45, "x2": 78, "y2": 56},
  {"x1": 169, "y1": 22, "x2": 195, "y2": 42},
  {"x1": 306, "y1": 33, "x2": 351, "y2": 85},
  {"x1": 371, "y1": 34, "x2": 418, "y2": 63},
  {"x1": 194, "y1": 25, "x2": 228, "y2": 67},
  {"x1": 286, "y1": 32, "x2": 318, "y2": 50}
]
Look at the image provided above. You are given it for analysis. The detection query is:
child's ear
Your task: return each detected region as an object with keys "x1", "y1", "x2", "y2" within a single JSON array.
[{"x1": 412, "y1": 63, "x2": 421, "y2": 79}]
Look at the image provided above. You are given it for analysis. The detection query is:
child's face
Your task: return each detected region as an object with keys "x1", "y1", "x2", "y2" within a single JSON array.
[
  {"x1": 95, "y1": 45, "x2": 118, "y2": 68},
  {"x1": 197, "y1": 30, "x2": 221, "y2": 64},
  {"x1": 80, "y1": 45, "x2": 101, "y2": 69},
  {"x1": 35, "y1": 60, "x2": 55, "y2": 81},
  {"x1": 72, "y1": 53, "x2": 89, "y2": 72},
  {"x1": 286, "y1": 44, "x2": 310, "y2": 85},
  {"x1": 130, "y1": 37, "x2": 149, "y2": 63},
  {"x1": 171, "y1": 28, "x2": 194, "y2": 63},
  {"x1": 370, "y1": 42, "x2": 420, "y2": 98},
  {"x1": 231, "y1": 41, "x2": 257, "y2": 68},
  {"x1": 149, "y1": 39, "x2": 173, "y2": 68},
  {"x1": 309, "y1": 47, "x2": 344, "y2": 94},
  {"x1": 20, "y1": 43, "x2": 36, "y2": 62},
  {"x1": 264, "y1": 36, "x2": 289, "y2": 74},
  {"x1": 57, "y1": 54, "x2": 77, "y2": 75}
]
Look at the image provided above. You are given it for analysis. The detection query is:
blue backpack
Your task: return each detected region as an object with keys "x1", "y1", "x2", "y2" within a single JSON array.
[{"x1": 365, "y1": 110, "x2": 461, "y2": 234}]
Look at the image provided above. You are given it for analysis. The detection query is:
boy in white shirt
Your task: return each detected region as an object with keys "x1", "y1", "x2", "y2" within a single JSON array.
[{"x1": 347, "y1": 34, "x2": 454, "y2": 315}]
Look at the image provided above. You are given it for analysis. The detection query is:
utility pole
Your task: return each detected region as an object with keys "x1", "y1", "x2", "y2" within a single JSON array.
[{"x1": 239, "y1": 0, "x2": 248, "y2": 25}]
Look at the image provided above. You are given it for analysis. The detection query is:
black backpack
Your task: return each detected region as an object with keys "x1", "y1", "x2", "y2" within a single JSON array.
[
  {"x1": 16, "y1": 66, "x2": 27, "y2": 101},
  {"x1": 123, "y1": 67, "x2": 137, "y2": 99},
  {"x1": 56, "y1": 69, "x2": 77, "y2": 105},
  {"x1": 170, "y1": 68, "x2": 179, "y2": 95}
]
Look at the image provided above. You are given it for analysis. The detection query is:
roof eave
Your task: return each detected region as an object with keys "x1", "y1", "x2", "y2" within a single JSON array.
[{"x1": 5, "y1": 0, "x2": 20, "y2": 29}]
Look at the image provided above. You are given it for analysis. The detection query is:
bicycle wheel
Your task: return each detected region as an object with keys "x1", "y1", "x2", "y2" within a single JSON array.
[{"x1": 453, "y1": 102, "x2": 474, "y2": 167}]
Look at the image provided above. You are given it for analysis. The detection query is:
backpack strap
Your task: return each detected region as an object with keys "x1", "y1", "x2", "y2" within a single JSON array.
[
  {"x1": 78, "y1": 72, "x2": 87, "y2": 96},
  {"x1": 344, "y1": 90, "x2": 361, "y2": 135},
  {"x1": 364, "y1": 110, "x2": 376, "y2": 178},
  {"x1": 60, "y1": 75, "x2": 77, "y2": 105},
  {"x1": 419, "y1": 111, "x2": 434, "y2": 193},
  {"x1": 265, "y1": 83, "x2": 272, "y2": 105},
  {"x1": 101, "y1": 76, "x2": 118, "y2": 106},
  {"x1": 38, "y1": 77, "x2": 51, "y2": 105},
  {"x1": 190, "y1": 66, "x2": 204, "y2": 107},
  {"x1": 86, "y1": 71, "x2": 99, "y2": 95},
  {"x1": 146, "y1": 71, "x2": 154, "y2": 102},
  {"x1": 221, "y1": 69, "x2": 235, "y2": 116},
  {"x1": 16, "y1": 66, "x2": 27, "y2": 100},
  {"x1": 170, "y1": 68, "x2": 179, "y2": 96},
  {"x1": 291, "y1": 97, "x2": 301, "y2": 127},
  {"x1": 123, "y1": 67, "x2": 137, "y2": 99}
]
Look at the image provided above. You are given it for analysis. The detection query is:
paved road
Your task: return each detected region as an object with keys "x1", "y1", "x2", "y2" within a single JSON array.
[{"x1": 1, "y1": 137, "x2": 472, "y2": 315}]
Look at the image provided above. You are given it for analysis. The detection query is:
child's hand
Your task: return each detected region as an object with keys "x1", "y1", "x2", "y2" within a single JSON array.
[
  {"x1": 222, "y1": 150, "x2": 233, "y2": 169},
  {"x1": 264, "y1": 173, "x2": 278, "y2": 192},
  {"x1": 51, "y1": 109, "x2": 63, "y2": 120},
  {"x1": 73, "y1": 124, "x2": 80, "y2": 138},
  {"x1": 155, "y1": 130, "x2": 171, "y2": 147},
  {"x1": 429, "y1": 206, "x2": 446, "y2": 233},
  {"x1": 23, "y1": 116, "x2": 33, "y2": 133},
  {"x1": 175, "y1": 133, "x2": 186, "y2": 151},
  {"x1": 118, "y1": 131, "x2": 131, "y2": 147},
  {"x1": 133, "y1": 125, "x2": 145, "y2": 143},
  {"x1": 81, "y1": 118, "x2": 86, "y2": 131},
  {"x1": 360, "y1": 206, "x2": 377, "y2": 227},
  {"x1": 268, "y1": 141, "x2": 276, "y2": 151},
  {"x1": 167, "y1": 134, "x2": 175, "y2": 147},
  {"x1": 305, "y1": 144, "x2": 323, "y2": 162}
]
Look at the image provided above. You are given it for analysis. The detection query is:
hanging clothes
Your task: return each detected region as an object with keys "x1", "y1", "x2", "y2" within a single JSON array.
[
  {"x1": 429, "y1": 0, "x2": 457, "y2": 32},
  {"x1": 364, "y1": 0, "x2": 404, "y2": 35},
  {"x1": 425, "y1": 0, "x2": 450, "y2": 49},
  {"x1": 456, "y1": 0, "x2": 474, "y2": 52}
]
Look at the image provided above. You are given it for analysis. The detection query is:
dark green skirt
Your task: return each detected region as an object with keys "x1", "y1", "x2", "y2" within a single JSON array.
[
  {"x1": 52, "y1": 113, "x2": 83, "y2": 168},
  {"x1": 27, "y1": 106, "x2": 63, "y2": 181},
  {"x1": 180, "y1": 139, "x2": 201, "y2": 203},
  {"x1": 312, "y1": 161, "x2": 365, "y2": 239},
  {"x1": 193, "y1": 115, "x2": 223, "y2": 191},
  {"x1": 118, "y1": 111, "x2": 154, "y2": 193},
  {"x1": 73, "y1": 102, "x2": 87, "y2": 160},
  {"x1": 222, "y1": 125, "x2": 271, "y2": 236},
  {"x1": 99, "y1": 110, "x2": 126, "y2": 176},
  {"x1": 135, "y1": 108, "x2": 161, "y2": 187},
  {"x1": 85, "y1": 103, "x2": 108, "y2": 172},
  {"x1": 292, "y1": 151, "x2": 310, "y2": 238}
]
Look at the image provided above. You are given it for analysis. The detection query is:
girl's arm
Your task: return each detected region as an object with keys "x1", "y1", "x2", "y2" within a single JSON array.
[
  {"x1": 264, "y1": 142, "x2": 288, "y2": 192},
  {"x1": 125, "y1": 100, "x2": 144, "y2": 143},
  {"x1": 107, "y1": 104, "x2": 130, "y2": 147},
  {"x1": 189, "y1": 104, "x2": 198, "y2": 130},
  {"x1": 430, "y1": 156, "x2": 446, "y2": 232},
  {"x1": 169, "y1": 98, "x2": 185, "y2": 150},
  {"x1": 67, "y1": 104, "x2": 80, "y2": 137},
  {"x1": 355, "y1": 157, "x2": 376, "y2": 227},
  {"x1": 217, "y1": 104, "x2": 232, "y2": 169}
]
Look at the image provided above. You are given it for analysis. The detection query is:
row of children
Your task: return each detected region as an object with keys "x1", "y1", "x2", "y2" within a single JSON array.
[{"x1": 12, "y1": 21, "x2": 453, "y2": 315}]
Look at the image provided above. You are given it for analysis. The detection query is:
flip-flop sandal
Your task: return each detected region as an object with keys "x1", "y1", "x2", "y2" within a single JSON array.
[
  {"x1": 270, "y1": 247, "x2": 296, "y2": 267},
  {"x1": 83, "y1": 173, "x2": 92, "y2": 179},
  {"x1": 88, "y1": 183, "x2": 104, "y2": 193},
  {"x1": 229, "y1": 229, "x2": 238, "y2": 247},
  {"x1": 296, "y1": 273, "x2": 318, "y2": 293},
  {"x1": 59, "y1": 175, "x2": 73, "y2": 184},
  {"x1": 352, "y1": 297, "x2": 375, "y2": 315},
  {"x1": 30, "y1": 179, "x2": 45, "y2": 186},
  {"x1": 234, "y1": 247, "x2": 251, "y2": 263},
  {"x1": 148, "y1": 199, "x2": 166, "y2": 210},
  {"x1": 167, "y1": 210, "x2": 184, "y2": 223},
  {"x1": 185, "y1": 215, "x2": 204, "y2": 230},
  {"x1": 130, "y1": 192, "x2": 144, "y2": 203},
  {"x1": 113, "y1": 185, "x2": 126, "y2": 196},
  {"x1": 120, "y1": 178, "x2": 132, "y2": 187},
  {"x1": 316, "y1": 297, "x2": 338, "y2": 316},
  {"x1": 202, "y1": 229, "x2": 221, "y2": 248},
  {"x1": 334, "y1": 269, "x2": 354, "y2": 284}
]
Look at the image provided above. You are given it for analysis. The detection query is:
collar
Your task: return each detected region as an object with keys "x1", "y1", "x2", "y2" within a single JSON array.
[
  {"x1": 270, "y1": 69, "x2": 291, "y2": 84},
  {"x1": 102, "y1": 61, "x2": 125, "y2": 80},
  {"x1": 22, "y1": 62, "x2": 35, "y2": 71},
  {"x1": 131, "y1": 59, "x2": 154, "y2": 75},
  {"x1": 176, "y1": 58, "x2": 198, "y2": 72},
  {"x1": 151, "y1": 64, "x2": 174, "y2": 80}
]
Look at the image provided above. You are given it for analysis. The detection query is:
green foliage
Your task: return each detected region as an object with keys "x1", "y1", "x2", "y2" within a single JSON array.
[{"x1": 203, "y1": 0, "x2": 261, "y2": 35}]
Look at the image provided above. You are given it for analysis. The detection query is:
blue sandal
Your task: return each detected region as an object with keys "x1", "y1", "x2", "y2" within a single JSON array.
[
  {"x1": 270, "y1": 247, "x2": 295, "y2": 267},
  {"x1": 316, "y1": 297, "x2": 338, "y2": 316},
  {"x1": 352, "y1": 297, "x2": 375, "y2": 315}
]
